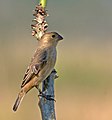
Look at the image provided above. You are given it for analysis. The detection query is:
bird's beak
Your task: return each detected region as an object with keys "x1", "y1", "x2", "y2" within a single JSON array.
[{"x1": 58, "y1": 35, "x2": 63, "y2": 41}]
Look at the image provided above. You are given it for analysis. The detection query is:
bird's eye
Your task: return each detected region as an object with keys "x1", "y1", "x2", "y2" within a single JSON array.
[{"x1": 52, "y1": 35, "x2": 56, "y2": 38}]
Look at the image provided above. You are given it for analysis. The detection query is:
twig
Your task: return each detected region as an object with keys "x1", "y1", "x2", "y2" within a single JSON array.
[{"x1": 38, "y1": 70, "x2": 57, "y2": 120}]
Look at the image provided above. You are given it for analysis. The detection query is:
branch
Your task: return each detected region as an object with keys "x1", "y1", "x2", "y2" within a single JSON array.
[
  {"x1": 31, "y1": 2, "x2": 57, "y2": 120},
  {"x1": 38, "y1": 70, "x2": 57, "y2": 120}
]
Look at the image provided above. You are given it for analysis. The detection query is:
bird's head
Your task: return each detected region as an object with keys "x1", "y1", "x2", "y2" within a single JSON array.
[{"x1": 40, "y1": 32, "x2": 63, "y2": 46}]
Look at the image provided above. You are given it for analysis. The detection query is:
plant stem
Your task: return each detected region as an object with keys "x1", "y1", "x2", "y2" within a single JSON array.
[
  {"x1": 38, "y1": 71, "x2": 57, "y2": 120},
  {"x1": 40, "y1": 0, "x2": 47, "y2": 8},
  {"x1": 32, "y1": 1, "x2": 57, "y2": 119}
]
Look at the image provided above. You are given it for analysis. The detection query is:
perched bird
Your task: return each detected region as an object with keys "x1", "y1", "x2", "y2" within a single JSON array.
[{"x1": 13, "y1": 32, "x2": 63, "y2": 112}]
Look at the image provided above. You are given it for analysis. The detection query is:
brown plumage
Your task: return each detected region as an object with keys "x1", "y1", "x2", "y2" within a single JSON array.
[{"x1": 13, "y1": 32, "x2": 63, "y2": 111}]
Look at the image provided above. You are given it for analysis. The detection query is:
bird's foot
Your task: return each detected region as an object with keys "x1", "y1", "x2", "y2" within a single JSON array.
[
  {"x1": 38, "y1": 94, "x2": 56, "y2": 101},
  {"x1": 38, "y1": 89, "x2": 56, "y2": 102}
]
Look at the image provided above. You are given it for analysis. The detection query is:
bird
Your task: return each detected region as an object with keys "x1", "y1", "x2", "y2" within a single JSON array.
[{"x1": 12, "y1": 32, "x2": 63, "y2": 112}]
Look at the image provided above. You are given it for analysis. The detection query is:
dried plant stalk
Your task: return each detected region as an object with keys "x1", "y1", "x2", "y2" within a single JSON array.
[
  {"x1": 31, "y1": 4, "x2": 56, "y2": 120},
  {"x1": 31, "y1": 4, "x2": 48, "y2": 40}
]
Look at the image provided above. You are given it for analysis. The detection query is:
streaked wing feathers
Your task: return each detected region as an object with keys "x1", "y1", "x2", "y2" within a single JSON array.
[{"x1": 21, "y1": 49, "x2": 47, "y2": 88}]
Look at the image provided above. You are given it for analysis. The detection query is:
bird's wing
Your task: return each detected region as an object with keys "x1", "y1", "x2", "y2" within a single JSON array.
[{"x1": 21, "y1": 49, "x2": 48, "y2": 88}]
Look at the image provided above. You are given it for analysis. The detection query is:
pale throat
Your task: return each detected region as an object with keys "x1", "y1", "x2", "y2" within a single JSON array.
[{"x1": 41, "y1": 39, "x2": 57, "y2": 47}]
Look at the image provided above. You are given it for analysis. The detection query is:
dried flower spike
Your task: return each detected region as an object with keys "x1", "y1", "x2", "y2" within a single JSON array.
[{"x1": 31, "y1": 4, "x2": 48, "y2": 40}]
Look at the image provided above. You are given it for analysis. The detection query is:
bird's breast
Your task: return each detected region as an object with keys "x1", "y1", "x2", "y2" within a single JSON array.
[{"x1": 38, "y1": 47, "x2": 57, "y2": 82}]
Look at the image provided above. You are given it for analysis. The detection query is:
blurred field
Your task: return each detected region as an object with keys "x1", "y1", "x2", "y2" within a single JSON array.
[
  {"x1": 1, "y1": 38, "x2": 112, "y2": 120},
  {"x1": 1, "y1": 0, "x2": 112, "y2": 120}
]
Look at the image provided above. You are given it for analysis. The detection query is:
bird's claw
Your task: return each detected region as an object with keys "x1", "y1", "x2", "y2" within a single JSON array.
[
  {"x1": 38, "y1": 93, "x2": 56, "y2": 102},
  {"x1": 37, "y1": 85, "x2": 56, "y2": 102}
]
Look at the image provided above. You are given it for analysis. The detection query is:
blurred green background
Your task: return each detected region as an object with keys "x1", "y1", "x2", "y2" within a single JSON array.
[{"x1": 1, "y1": 0, "x2": 112, "y2": 120}]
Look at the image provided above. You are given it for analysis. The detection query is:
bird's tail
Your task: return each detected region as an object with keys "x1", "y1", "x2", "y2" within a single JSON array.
[
  {"x1": 13, "y1": 77, "x2": 37, "y2": 111},
  {"x1": 13, "y1": 89, "x2": 25, "y2": 112}
]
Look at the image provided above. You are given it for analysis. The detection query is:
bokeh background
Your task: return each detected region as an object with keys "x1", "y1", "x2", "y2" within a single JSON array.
[{"x1": 1, "y1": 0, "x2": 112, "y2": 120}]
